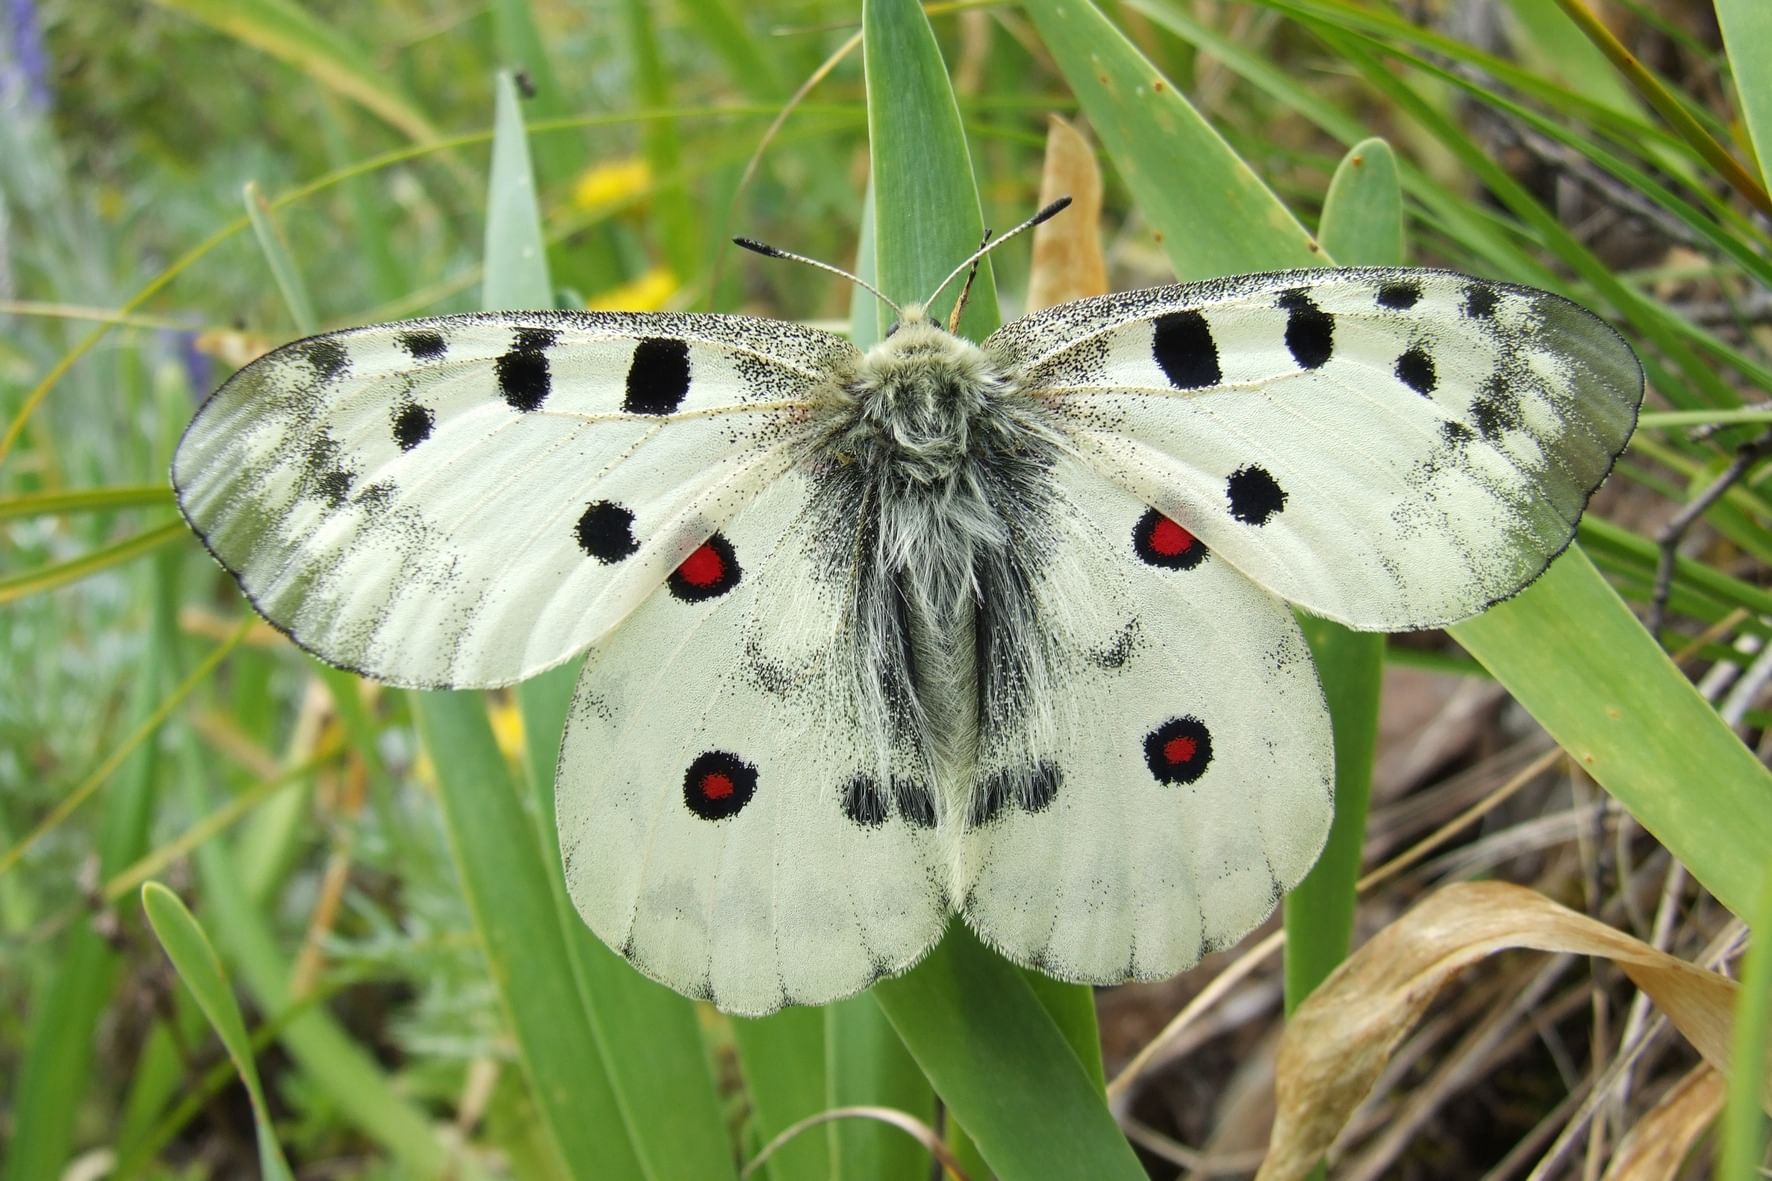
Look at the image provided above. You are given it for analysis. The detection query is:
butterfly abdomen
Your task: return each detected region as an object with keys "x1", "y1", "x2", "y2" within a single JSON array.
[{"x1": 802, "y1": 313, "x2": 1065, "y2": 824}]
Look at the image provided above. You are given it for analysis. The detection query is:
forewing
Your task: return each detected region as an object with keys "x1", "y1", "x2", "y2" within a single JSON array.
[
  {"x1": 173, "y1": 311, "x2": 851, "y2": 687},
  {"x1": 961, "y1": 456, "x2": 1332, "y2": 982},
  {"x1": 985, "y1": 268, "x2": 1642, "y2": 630},
  {"x1": 556, "y1": 467, "x2": 949, "y2": 1016}
]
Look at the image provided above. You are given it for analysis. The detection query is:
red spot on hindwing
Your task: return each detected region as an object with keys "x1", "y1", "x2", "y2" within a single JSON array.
[
  {"x1": 1145, "y1": 717, "x2": 1212, "y2": 785},
  {"x1": 668, "y1": 532, "x2": 741, "y2": 601},
  {"x1": 678, "y1": 543, "x2": 725, "y2": 586},
  {"x1": 1133, "y1": 508, "x2": 1207, "y2": 570},
  {"x1": 1149, "y1": 516, "x2": 1192, "y2": 557},
  {"x1": 683, "y1": 751, "x2": 756, "y2": 820},
  {"x1": 1162, "y1": 734, "x2": 1197, "y2": 765}
]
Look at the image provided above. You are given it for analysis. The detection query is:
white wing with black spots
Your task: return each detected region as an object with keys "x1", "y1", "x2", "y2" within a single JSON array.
[
  {"x1": 174, "y1": 311, "x2": 854, "y2": 688},
  {"x1": 985, "y1": 268, "x2": 1642, "y2": 630},
  {"x1": 959, "y1": 456, "x2": 1332, "y2": 982},
  {"x1": 557, "y1": 466, "x2": 948, "y2": 1016}
]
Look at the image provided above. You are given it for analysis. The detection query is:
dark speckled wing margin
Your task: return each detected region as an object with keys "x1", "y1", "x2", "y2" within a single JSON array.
[
  {"x1": 173, "y1": 310, "x2": 851, "y2": 688},
  {"x1": 985, "y1": 268, "x2": 1642, "y2": 631}
]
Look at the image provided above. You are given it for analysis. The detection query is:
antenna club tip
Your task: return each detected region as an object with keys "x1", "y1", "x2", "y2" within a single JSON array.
[
  {"x1": 733, "y1": 236, "x2": 784, "y2": 258},
  {"x1": 1033, "y1": 195, "x2": 1074, "y2": 224}
]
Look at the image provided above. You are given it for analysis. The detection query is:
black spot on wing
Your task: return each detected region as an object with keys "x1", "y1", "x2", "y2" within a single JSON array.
[
  {"x1": 396, "y1": 329, "x2": 447, "y2": 360},
  {"x1": 392, "y1": 402, "x2": 434, "y2": 450},
  {"x1": 1144, "y1": 716, "x2": 1212, "y2": 785},
  {"x1": 667, "y1": 533, "x2": 741, "y2": 602},
  {"x1": 1395, "y1": 347, "x2": 1437, "y2": 396},
  {"x1": 496, "y1": 327, "x2": 558, "y2": 412},
  {"x1": 1376, "y1": 281, "x2": 1422, "y2": 309},
  {"x1": 1226, "y1": 464, "x2": 1287, "y2": 525},
  {"x1": 1151, "y1": 310, "x2": 1221, "y2": 389},
  {"x1": 683, "y1": 750, "x2": 757, "y2": 821},
  {"x1": 841, "y1": 774, "x2": 890, "y2": 828},
  {"x1": 303, "y1": 339, "x2": 348, "y2": 383},
  {"x1": 1090, "y1": 619, "x2": 1141, "y2": 670},
  {"x1": 892, "y1": 777, "x2": 937, "y2": 828},
  {"x1": 315, "y1": 468, "x2": 354, "y2": 506},
  {"x1": 1276, "y1": 289, "x2": 1334, "y2": 369},
  {"x1": 1464, "y1": 284, "x2": 1499, "y2": 319},
  {"x1": 1133, "y1": 507, "x2": 1207, "y2": 570},
  {"x1": 968, "y1": 762, "x2": 1061, "y2": 826},
  {"x1": 576, "y1": 500, "x2": 639, "y2": 562},
  {"x1": 624, "y1": 337, "x2": 692, "y2": 414},
  {"x1": 1471, "y1": 373, "x2": 1522, "y2": 440}
]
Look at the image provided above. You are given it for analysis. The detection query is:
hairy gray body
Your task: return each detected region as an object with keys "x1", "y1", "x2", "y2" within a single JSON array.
[{"x1": 802, "y1": 311, "x2": 1065, "y2": 827}]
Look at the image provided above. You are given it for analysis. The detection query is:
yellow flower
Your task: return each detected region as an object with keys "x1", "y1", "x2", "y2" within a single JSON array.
[
  {"x1": 586, "y1": 268, "x2": 679, "y2": 312},
  {"x1": 487, "y1": 697, "x2": 527, "y2": 764},
  {"x1": 572, "y1": 158, "x2": 652, "y2": 211}
]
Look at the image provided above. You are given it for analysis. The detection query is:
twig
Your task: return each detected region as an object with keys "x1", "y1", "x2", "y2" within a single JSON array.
[{"x1": 1648, "y1": 430, "x2": 1772, "y2": 635}]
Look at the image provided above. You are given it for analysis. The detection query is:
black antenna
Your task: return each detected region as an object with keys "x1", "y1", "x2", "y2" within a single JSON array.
[
  {"x1": 924, "y1": 196, "x2": 1073, "y2": 316},
  {"x1": 946, "y1": 227, "x2": 994, "y2": 333},
  {"x1": 732, "y1": 237, "x2": 904, "y2": 317}
]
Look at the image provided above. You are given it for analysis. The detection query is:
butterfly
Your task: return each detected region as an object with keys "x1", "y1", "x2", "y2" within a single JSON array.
[{"x1": 173, "y1": 200, "x2": 1642, "y2": 1015}]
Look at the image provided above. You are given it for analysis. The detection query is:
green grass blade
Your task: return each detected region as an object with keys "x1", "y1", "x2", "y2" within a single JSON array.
[
  {"x1": 0, "y1": 518, "x2": 184, "y2": 605},
  {"x1": 732, "y1": 1010, "x2": 831, "y2": 1181},
  {"x1": 1281, "y1": 137, "x2": 1394, "y2": 1025},
  {"x1": 1450, "y1": 551, "x2": 1772, "y2": 918},
  {"x1": 1550, "y1": 0, "x2": 1771, "y2": 217},
  {"x1": 1717, "y1": 0, "x2": 1772, "y2": 190},
  {"x1": 872, "y1": 926, "x2": 1146, "y2": 1180},
  {"x1": 244, "y1": 180, "x2": 318, "y2": 334},
  {"x1": 1023, "y1": 0, "x2": 1320, "y2": 277},
  {"x1": 3, "y1": 556, "x2": 173, "y2": 1181},
  {"x1": 827, "y1": 997, "x2": 935, "y2": 1178},
  {"x1": 1317, "y1": 137, "x2": 1402, "y2": 267},
  {"x1": 489, "y1": 0, "x2": 581, "y2": 189},
  {"x1": 485, "y1": 71, "x2": 554, "y2": 310},
  {"x1": 142, "y1": 882, "x2": 295, "y2": 1181},
  {"x1": 621, "y1": 0, "x2": 698, "y2": 281},
  {"x1": 1718, "y1": 866, "x2": 1772, "y2": 1176},
  {"x1": 864, "y1": 0, "x2": 997, "y2": 337},
  {"x1": 0, "y1": 484, "x2": 172, "y2": 519},
  {"x1": 169, "y1": 706, "x2": 479, "y2": 1178},
  {"x1": 412, "y1": 691, "x2": 641, "y2": 1179},
  {"x1": 468, "y1": 75, "x2": 736, "y2": 1180},
  {"x1": 147, "y1": 0, "x2": 444, "y2": 144}
]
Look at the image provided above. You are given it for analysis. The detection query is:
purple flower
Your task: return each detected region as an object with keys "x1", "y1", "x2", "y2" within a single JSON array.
[{"x1": 2, "y1": 0, "x2": 53, "y2": 112}]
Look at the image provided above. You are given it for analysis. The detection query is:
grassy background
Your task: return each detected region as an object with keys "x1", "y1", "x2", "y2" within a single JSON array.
[{"x1": 2, "y1": 0, "x2": 1769, "y2": 1176}]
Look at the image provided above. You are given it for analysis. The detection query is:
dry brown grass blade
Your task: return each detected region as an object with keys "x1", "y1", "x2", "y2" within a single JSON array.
[
  {"x1": 1256, "y1": 880, "x2": 1768, "y2": 1181},
  {"x1": 1028, "y1": 114, "x2": 1107, "y2": 311},
  {"x1": 1599, "y1": 1064, "x2": 1725, "y2": 1181},
  {"x1": 739, "y1": 1105, "x2": 970, "y2": 1180}
]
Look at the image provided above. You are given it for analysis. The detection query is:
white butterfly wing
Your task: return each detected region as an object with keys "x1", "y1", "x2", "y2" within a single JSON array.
[
  {"x1": 960, "y1": 455, "x2": 1331, "y2": 981},
  {"x1": 986, "y1": 269, "x2": 1642, "y2": 630},
  {"x1": 556, "y1": 466, "x2": 949, "y2": 1016},
  {"x1": 173, "y1": 312, "x2": 850, "y2": 688}
]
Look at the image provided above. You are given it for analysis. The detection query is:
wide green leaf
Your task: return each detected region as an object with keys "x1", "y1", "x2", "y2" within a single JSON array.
[
  {"x1": 1282, "y1": 137, "x2": 1395, "y2": 1017},
  {"x1": 861, "y1": 1, "x2": 1133, "y2": 1174},
  {"x1": 873, "y1": 926, "x2": 1145, "y2": 1180},
  {"x1": 142, "y1": 883, "x2": 294, "y2": 1181},
  {"x1": 406, "y1": 72, "x2": 735, "y2": 1181},
  {"x1": 1717, "y1": 0, "x2": 1772, "y2": 191}
]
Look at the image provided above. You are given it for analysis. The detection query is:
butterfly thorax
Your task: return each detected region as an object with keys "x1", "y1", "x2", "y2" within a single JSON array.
[{"x1": 805, "y1": 309, "x2": 1064, "y2": 815}]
